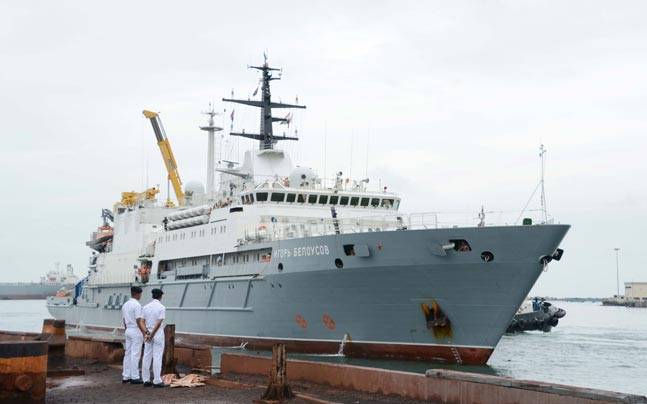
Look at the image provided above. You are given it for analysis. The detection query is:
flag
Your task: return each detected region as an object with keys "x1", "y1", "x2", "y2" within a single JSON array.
[
  {"x1": 230, "y1": 109, "x2": 235, "y2": 121},
  {"x1": 281, "y1": 112, "x2": 292, "y2": 126},
  {"x1": 252, "y1": 85, "x2": 259, "y2": 97}
]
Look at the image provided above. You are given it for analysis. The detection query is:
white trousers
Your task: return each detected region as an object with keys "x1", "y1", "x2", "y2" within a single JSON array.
[
  {"x1": 142, "y1": 331, "x2": 165, "y2": 384},
  {"x1": 122, "y1": 327, "x2": 144, "y2": 380}
]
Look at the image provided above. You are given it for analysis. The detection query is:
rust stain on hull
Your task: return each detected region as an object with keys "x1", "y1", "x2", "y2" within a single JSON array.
[{"x1": 421, "y1": 300, "x2": 452, "y2": 339}]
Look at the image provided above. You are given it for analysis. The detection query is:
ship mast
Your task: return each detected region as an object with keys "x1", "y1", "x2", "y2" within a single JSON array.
[
  {"x1": 539, "y1": 144, "x2": 548, "y2": 223},
  {"x1": 223, "y1": 55, "x2": 306, "y2": 150},
  {"x1": 199, "y1": 103, "x2": 223, "y2": 197}
]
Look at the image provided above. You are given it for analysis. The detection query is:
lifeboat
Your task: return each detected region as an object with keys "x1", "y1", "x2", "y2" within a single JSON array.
[{"x1": 86, "y1": 225, "x2": 114, "y2": 252}]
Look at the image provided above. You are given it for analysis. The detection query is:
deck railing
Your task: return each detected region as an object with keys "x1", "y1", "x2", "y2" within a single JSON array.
[{"x1": 239, "y1": 210, "x2": 549, "y2": 245}]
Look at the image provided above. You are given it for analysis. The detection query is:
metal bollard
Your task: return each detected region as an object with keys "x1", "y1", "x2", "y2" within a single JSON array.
[
  {"x1": 39, "y1": 319, "x2": 66, "y2": 369},
  {"x1": 261, "y1": 343, "x2": 293, "y2": 401},
  {"x1": 0, "y1": 341, "x2": 48, "y2": 404},
  {"x1": 162, "y1": 324, "x2": 178, "y2": 376},
  {"x1": 40, "y1": 319, "x2": 66, "y2": 346}
]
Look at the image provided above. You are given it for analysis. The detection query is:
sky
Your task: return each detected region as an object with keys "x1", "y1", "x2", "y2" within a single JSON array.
[{"x1": 0, "y1": 1, "x2": 645, "y2": 297}]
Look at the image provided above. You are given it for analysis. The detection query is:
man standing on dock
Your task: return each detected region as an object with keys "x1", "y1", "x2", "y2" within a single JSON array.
[
  {"x1": 142, "y1": 288, "x2": 166, "y2": 387},
  {"x1": 122, "y1": 286, "x2": 146, "y2": 384}
]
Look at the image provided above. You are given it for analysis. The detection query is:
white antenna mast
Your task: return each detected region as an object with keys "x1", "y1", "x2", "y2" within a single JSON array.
[
  {"x1": 200, "y1": 102, "x2": 223, "y2": 199},
  {"x1": 323, "y1": 121, "x2": 327, "y2": 186},
  {"x1": 539, "y1": 144, "x2": 548, "y2": 223},
  {"x1": 515, "y1": 144, "x2": 550, "y2": 224},
  {"x1": 365, "y1": 128, "x2": 370, "y2": 178},
  {"x1": 349, "y1": 132, "x2": 354, "y2": 180}
]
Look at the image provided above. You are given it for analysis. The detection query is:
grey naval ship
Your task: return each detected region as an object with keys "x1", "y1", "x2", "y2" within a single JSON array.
[
  {"x1": 0, "y1": 264, "x2": 78, "y2": 300},
  {"x1": 47, "y1": 58, "x2": 569, "y2": 365}
]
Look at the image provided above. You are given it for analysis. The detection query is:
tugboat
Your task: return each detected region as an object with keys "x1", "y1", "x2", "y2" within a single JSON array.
[{"x1": 506, "y1": 297, "x2": 566, "y2": 333}]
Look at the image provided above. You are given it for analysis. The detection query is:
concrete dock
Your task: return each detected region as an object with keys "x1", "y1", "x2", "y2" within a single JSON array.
[{"x1": 1, "y1": 321, "x2": 646, "y2": 404}]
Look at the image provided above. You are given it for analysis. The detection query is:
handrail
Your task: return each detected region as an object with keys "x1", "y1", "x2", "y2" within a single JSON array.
[{"x1": 238, "y1": 210, "x2": 548, "y2": 245}]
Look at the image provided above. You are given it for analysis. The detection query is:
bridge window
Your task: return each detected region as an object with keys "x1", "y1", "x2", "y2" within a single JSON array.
[
  {"x1": 381, "y1": 199, "x2": 394, "y2": 208},
  {"x1": 339, "y1": 196, "x2": 349, "y2": 205},
  {"x1": 329, "y1": 195, "x2": 339, "y2": 204},
  {"x1": 243, "y1": 194, "x2": 254, "y2": 204},
  {"x1": 286, "y1": 193, "x2": 296, "y2": 203},
  {"x1": 318, "y1": 195, "x2": 328, "y2": 204},
  {"x1": 256, "y1": 192, "x2": 268, "y2": 202},
  {"x1": 297, "y1": 194, "x2": 306, "y2": 203},
  {"x1": 370, "y1": 198, "x2": 380, "y2": 207},
  {"x1": 350, "y1": 197, "x2": 359, "y2": 206},
  {"x1": 271, "y1": 192, "x2": 285, "y2": 202},
  {"x1": 308, "y1": 194, "x2": 318, "y2": 204},
  {"x1": 360, "y1": 198, "x2": 370, "y2": 207}
]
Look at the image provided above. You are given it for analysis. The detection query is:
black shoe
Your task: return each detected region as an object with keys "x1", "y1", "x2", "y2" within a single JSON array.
[
  {"x1": 153, "y1": 383, "x2": 168, "y2": 388},
  {"x1": 122, "y1": 379, "x2": 131, "y2": 384},
  {"x1": 130, "y1": 379, "x2": 143, "y2": 385},
  {"x1": 143, "y1": 381, "x2": 153, "y2": 387}
]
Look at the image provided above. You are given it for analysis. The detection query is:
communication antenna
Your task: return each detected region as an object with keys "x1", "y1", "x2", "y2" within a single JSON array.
[
  {"x1": 349, "y1": 132, "x2": 354, "y2": 179},
  {"x1": 323, "y1": 121, "x2": 327, "y2": 185},
  {"x1": 200, "y1": 102, "x2": 223, "y2": 198},
  {"x1": 365, "y1": 128, "x2": 370, "y2": 178},
  {"x1": 515, "y1": 144, "x2": 551, "y2": 224},
  {"x1": 539, "y1": 144, "x2": 548, "y2": 223},
  {"x1": 222, "y1": 54, "x2": 306, "y2": 151}
]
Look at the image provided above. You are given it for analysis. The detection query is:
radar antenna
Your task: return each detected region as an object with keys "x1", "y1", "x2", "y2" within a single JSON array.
[{"x1": 223, "y1": 55, "x2": 306, "y2": 150}]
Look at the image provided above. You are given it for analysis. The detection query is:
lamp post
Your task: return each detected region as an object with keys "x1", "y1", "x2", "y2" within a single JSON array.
[{"x1": 614, "y1": 248, "x2": 621, "y2": 298}]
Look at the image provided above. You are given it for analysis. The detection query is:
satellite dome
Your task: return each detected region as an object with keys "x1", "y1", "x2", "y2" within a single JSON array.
[
  {"x1": 184, "y1": 181, "x2": 205, "y2": 195},
  {"x1": 289, "y1": 166, "x2": 318, "y2": 188}
]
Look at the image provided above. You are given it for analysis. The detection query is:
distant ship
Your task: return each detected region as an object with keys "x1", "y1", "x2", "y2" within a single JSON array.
[
  {"x1": 0, "y1": 264, "x2": 78, "y2": 300},
  {"x1": 47, "y1": 58, "x2": 569, "y2": 365}
]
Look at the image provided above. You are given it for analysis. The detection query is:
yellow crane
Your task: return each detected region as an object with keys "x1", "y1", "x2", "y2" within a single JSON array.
[{"x1": 142, "y1": 110, "x2": 185, "y2": 207}]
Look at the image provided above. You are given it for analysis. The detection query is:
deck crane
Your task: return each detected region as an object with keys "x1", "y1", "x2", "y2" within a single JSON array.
[{"x1": 142, "y1": 110, "x2": 185, "y2": 207}]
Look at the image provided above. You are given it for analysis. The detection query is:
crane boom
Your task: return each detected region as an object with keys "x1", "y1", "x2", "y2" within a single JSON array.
[{"x1": 142, "y1": 110, "x2": 185, "y2": 207}]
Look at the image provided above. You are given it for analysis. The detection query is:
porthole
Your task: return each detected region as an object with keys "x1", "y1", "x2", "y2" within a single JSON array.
[
  {"x1": 334, "y1": 258, "x2": 344, "y2": 269},
  {"x1": 278, "y1": 263, "x2": 284, "y2": 271},
  {"x1": 481, "y1": 251, "x2": 494, "y2": 262}
]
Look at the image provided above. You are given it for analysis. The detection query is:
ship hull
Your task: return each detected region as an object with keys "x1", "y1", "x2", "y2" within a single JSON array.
[
  {"x1": 47, "y1": 224, "x2": 569, "y2": 365},
  {"x1": 0, "y1": 283, "x2": 69, "y2": 300}
]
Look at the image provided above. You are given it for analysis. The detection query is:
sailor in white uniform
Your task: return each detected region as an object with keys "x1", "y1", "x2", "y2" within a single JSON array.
[
  {"x1": 142, "y1": 288, "x2": 167, "y2": 387},
  {"x1": 121, "y1": 286, "x2": 147, "y2": 384}
]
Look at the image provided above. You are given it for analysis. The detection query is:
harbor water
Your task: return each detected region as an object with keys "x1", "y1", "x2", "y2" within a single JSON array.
[{"x1": 1, "y1": 300, "x2": 645, "y2": 396}]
